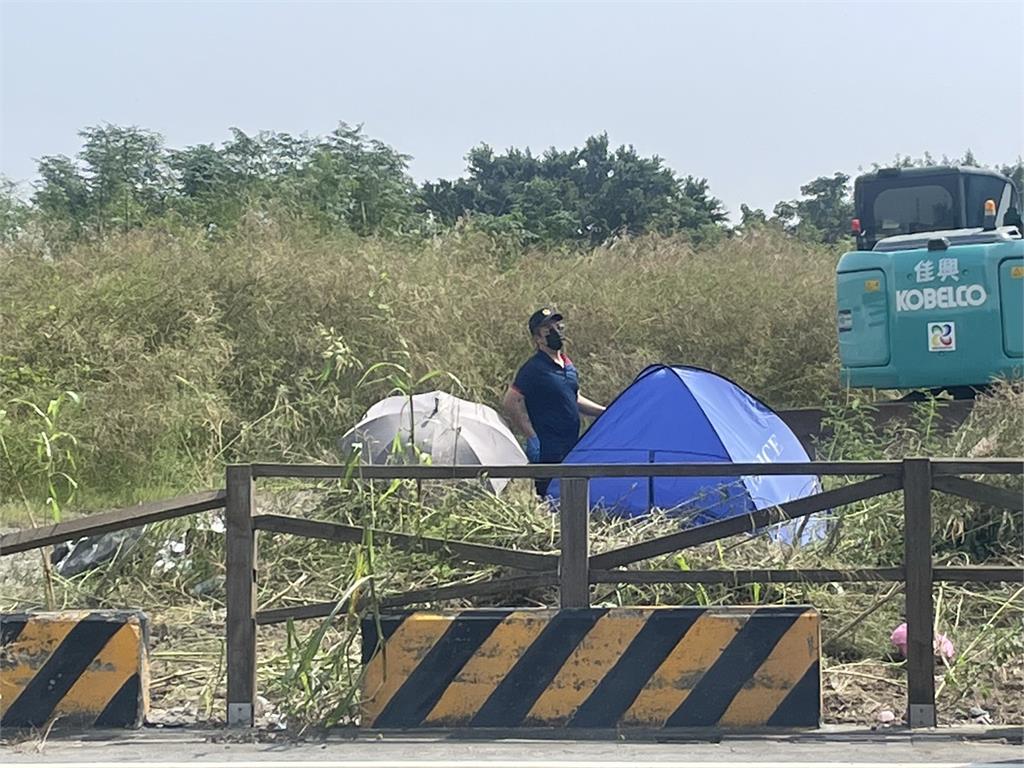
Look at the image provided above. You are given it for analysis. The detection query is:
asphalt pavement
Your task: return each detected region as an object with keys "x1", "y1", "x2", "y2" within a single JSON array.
[{"x1": 1, "y1": 726, "x2": 1022, "y2": 766}]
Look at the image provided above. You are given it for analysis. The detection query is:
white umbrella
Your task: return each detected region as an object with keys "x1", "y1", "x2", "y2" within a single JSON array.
[{"x1": 337, "y1": 391, "x2": 526, "y2": 494}]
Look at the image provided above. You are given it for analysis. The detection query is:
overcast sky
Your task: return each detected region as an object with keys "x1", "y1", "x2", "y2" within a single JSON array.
[{"x1": 2, "y1": 1, "x2": 1021, "y2": 219}]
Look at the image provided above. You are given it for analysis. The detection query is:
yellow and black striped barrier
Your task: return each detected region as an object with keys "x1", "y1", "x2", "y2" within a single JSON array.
[
  {"x1": 1, "y1": 611, "x2": 149, "y2": 728},
  {"x1": 361, "y1": 606, "x2": 819, "y2": 729}
]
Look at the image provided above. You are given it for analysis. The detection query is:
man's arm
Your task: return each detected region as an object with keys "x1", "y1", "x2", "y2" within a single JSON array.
[
  {"x1": 503, "y1": 386, "x2": 537, "y2": 438},
  {"x1": 577, "y1": 393, "x2": 606, "y2": 418}
]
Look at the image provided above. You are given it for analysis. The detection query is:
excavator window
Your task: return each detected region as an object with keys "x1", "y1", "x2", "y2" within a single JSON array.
[{"x1": 872, "y1": 184, "x2": 956, "y2": 236}]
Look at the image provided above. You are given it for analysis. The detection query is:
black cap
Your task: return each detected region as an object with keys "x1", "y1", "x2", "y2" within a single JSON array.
[{"x1": 528, "y1": 307, "x2": 563, "y2": 335}]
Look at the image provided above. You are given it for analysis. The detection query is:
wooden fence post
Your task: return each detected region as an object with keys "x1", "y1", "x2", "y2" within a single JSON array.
[
  {"x1": 559, "y1": 477, "x2": 590, "y2": 608},
  {"x1": 903, "y1": 457, "x2": 936, "y2": 728},
  {"x1": 225, "y1": 464, "x2": 256, "y2": 727}
]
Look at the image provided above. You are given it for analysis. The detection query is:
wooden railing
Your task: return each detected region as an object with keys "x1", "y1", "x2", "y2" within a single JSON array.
[
  {"x1": 234, "y1": 458, "x2": 1023, "y2": 729},
  {"x1": 0, "y1": 490, "x2": 226, "y2": 556},
  {"x1": 2, "y1": 457, "x2": 1021, "y2": 731}
]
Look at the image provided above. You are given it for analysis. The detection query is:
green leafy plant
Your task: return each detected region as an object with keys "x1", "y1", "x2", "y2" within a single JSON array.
[{"x1": 0, "y1": 390, "x2": 81, "y2": 608}]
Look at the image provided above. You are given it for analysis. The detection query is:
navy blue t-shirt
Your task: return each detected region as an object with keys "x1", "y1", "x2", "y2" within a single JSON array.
[{"x1": 513, "y1": 351, "x2": 580, "y2": 462}]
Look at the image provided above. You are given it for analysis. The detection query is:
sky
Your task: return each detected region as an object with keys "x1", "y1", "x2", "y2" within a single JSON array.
[{"x1": 1, "y1": 1, "x2": 1021, "y2": 220}]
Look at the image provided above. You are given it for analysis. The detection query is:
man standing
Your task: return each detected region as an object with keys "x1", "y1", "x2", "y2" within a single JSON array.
[{"x1": 503, "y1": 307, "x2": 606, "y2": 496}]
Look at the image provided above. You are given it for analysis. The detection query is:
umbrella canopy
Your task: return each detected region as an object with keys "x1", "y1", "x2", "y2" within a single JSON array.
[{"x1": 337, "y1": 391, "x2": 526, "y2": 494}]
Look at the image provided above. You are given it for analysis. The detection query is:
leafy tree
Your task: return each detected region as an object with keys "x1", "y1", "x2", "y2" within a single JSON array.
[
  {"x1": 793, "y1": 173, "x2": 853, "y2": 243},
  {"x1": 738, "y1": 203, "x2": 767, "y2": 228},
  {"x1": 999, "y1": 159, "x2": 1023, "y2": 193},
  {"x1": 771, "y1": 172, "x2": 853, "y2": 243},
  {"x1": 302, "y1": 124, "x2": 420, "y2": 236},
  {"x1": 0, "y1": 177, "x2": 31, "y2": 243},
  {"x1": 421, "y1": 133, "x2": 726, "y2": 246},
  {"x1": 876, "y1": 149, "x2": 991, "y2": 172},
  {"x1": 78, "y1": 125, "x2": 170, "y2": 233},
  {"x1": 21, "y1": 124, "x2": 1021, "y2": 251},
  {"x1": 888, "y1": 151, "x2": 1021, "y2": 194},
  {"x1": 30, "y1": 123, "x2": 421, "y2": 240},
  {"x1": 673, "y1": 176, "x2": 729, "y2": 232},
  {"x1": 167, "y1": 142, "x2": 244, "y2": 228},
  {"x1": 420, "y1": 178, "x2": 473, "y2": 227},
  {"x1": 33, "y1": 125, "x2": 170, "y2": 239},
  {"x1": 171, "y1": 124, "x2": 420, "y2": 236},
  {"x1": 33, "y1": 155, "x2": 92, "y2": 240}
]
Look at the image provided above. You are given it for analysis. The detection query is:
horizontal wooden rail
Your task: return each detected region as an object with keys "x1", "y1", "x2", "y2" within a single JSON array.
[
  {"x1": 249, "y1": 458, "x2": 1023, "y2": 481},
  {"x1": 253, "y1": 514, "x2": 557, "y2": 571},
  {"x1": 250, "y1": 460, "x2": 905, "y2": 480},
  {"x1": 0, "y1": 490, "x2": 227, "y2": 556},
  {"x1": 931, "y1": 459, "x2": 1024, "y2": 476},
  {"x1": 931, "y1": 476, "x2": 1024, "y2": 512},
  {"x1": 255, "y1": 572, "x2": 557, "y2": 625},
  {"x1": 590, "y1": 567, "x2": 904, "y2": 584},
  {"x1": 591, "y1": 475, "x2": 903, "y2": 570},
  {"x1": 590, "y1": 567, "x2": 1022, "y2": 585},
  {"x1": 932, "y1": 566, "x2": 1024, "y2": 583}
]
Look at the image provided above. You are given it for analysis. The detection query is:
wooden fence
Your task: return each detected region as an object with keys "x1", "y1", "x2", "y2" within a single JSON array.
[{"x1": 2, "y1": 457, "x2": 1021, "y2": 731}]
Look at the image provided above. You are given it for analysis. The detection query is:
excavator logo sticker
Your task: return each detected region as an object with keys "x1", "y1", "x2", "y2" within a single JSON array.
[
  {"x1": 896, "y1": 284, "x2": 987, "y2": 312},
  {"x1": 928, "y1": 322, "x2": 956, "y2": 352}
]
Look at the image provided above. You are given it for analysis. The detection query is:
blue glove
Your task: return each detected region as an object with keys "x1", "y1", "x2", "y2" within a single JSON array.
[{"x1": 525, "y1": 435, "x2": 541, "y2": 463}]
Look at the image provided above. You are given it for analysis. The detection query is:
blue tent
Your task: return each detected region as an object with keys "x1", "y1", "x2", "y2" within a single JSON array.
[{"x1": 548, "y1": 366, "x2": 823, "y2": 537}]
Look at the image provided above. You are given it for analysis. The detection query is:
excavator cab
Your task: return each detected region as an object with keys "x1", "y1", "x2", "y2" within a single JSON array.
[{"x1": 851, "y1": 166, "x2": 1022, "y2": 250}]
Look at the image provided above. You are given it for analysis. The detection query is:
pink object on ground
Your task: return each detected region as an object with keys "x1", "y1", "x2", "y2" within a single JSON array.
[
  {"x1": 890, "y1": 622, "x2": 955, "y2": 660},
  {"x1": 890, "y1": 622, "x2": 908, "y2": 656},
  {"x1": 935, "y1": 632, "x2": 955, "y2": 660}
]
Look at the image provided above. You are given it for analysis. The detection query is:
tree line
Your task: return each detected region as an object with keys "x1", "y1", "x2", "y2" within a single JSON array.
[{"x1": 1, "y1": 122, "x2": 1020, "y2": 249}]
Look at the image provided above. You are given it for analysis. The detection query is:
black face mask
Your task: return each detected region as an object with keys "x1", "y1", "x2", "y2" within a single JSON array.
[{"x1": 544, "y1": 328, "x2": 564, "y2": 350}]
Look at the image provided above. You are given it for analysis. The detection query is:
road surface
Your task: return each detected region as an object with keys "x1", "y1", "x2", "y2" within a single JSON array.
[{"x1": 1, "y1": 726, "x2": 1021, "y2": 766}]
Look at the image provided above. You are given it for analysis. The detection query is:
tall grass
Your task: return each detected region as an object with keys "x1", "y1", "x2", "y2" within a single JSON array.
[{"x1": 1, "y1": 221, "x2": 839, "y2": 505}]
